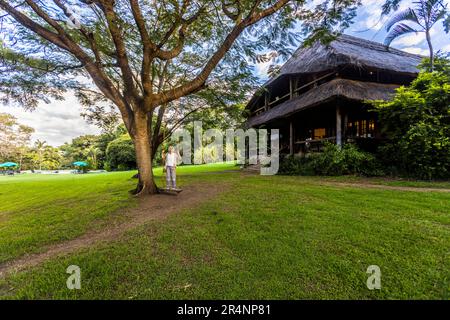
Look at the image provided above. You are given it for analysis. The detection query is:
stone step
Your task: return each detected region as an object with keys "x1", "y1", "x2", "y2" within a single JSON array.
[{"x1": 243, "y1": 164, "x2": 261, "y2": 173}]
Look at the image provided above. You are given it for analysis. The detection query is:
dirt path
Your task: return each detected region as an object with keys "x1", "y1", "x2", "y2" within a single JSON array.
[
  {"x1": 320, "y1": 181, "x2": 450, "y2": 193},
  {"x1": 0, "y1": 182, "x2": 229, "y2": 278}
]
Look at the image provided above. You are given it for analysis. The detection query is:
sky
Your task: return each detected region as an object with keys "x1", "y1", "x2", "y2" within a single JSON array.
[
  {"x1": 348, "y1": 0, "x2": 449, "y2": 54},
  {"x1": 2, "y1": 0, "x2": 449, "y2": 147}
]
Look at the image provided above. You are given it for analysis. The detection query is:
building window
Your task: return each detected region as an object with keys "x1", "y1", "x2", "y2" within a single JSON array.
[
  {"x1": 347, "y1": 119, "x2": 376, "y2": 138},
  {"x1": 368, "y1": 119, "x2": 375, "y2": 137},
  {"x1": 314, "y1": 128, "x2": 326, "y2": 140},
  {"x1": 361, "y1": 120, "x2": 367, "y2": 137}
]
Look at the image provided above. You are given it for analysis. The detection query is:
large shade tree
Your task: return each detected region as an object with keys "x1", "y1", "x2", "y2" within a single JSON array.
[
  {"x1": 0, "y1": 112, "x2": 34, "y2": 164},
  {"x1": 0, "y1": 0, "x2": 359, "y2": 195}
]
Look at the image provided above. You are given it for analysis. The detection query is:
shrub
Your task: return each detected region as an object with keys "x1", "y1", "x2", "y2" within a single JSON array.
[
  {"x1": 372, "y1": 66, "x2": 450, "y2": 180},
  {"x1": 279, "y1": 143, "x2": 383, "y2": 176},
  {"x1": 105, "y1": 135, "x2": 136, "y2": 170},
  {"x1": 117, "y1": 163, "x2": 131, "y2": 171},
  {"x1": 103, "y1": 162, "x2": 112, "y2": 172},
  {"x1": 278, "y1": 154, "x2": 316, "y2": 176}
]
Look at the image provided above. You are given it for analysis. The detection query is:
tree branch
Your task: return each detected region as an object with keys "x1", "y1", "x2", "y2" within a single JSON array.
[
  {"x1": 221, "y1": 0, "x2": 242, "y2": 21},
  {"x1": 100, "y1": 1, "x2": 140, "y2": 103},
  {"x1": 129, "y1": 0, "x2": 157, "y2": 98},
  {"x1": 52, "y1": 0, "x2": 103, "y2": 66},
  {"x1": 0, "y1": 0, "x2": 134, "y2": 132},
  {"x1": 154, "y1": 4, "x2": 205, "y2": 60},
  {"x1": 152, "y1": 0, "x2": 289, "y2": 107},
  {"x1": 0, "y1": 0, "x2": 70, "y2": 51}
]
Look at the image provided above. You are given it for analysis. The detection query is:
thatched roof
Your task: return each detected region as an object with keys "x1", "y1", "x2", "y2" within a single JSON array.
[
  {"x1": 246, "y1": 78, "x2": 399, "y2": 127},
  {"x1": 276, "y1": 34, "x2": 423, "y2": 78},
  {"x1": 246, "y1": 35, "x2": 422, "y2": 111}
]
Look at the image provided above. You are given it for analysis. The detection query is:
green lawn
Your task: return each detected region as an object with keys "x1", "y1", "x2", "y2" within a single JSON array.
[
  {"x1": 317, "y1": 175, "x2": 450, "y2": 189},
  {"x1": 0, "y1": 169, "x2": 449, "y2": 299},
  {"x1": 0, "y1": 163, "x2": 237, "y2": 263}
]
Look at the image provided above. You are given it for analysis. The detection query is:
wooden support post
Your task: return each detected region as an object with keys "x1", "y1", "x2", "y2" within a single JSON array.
[
  {"x1": 289, "y1": 77, "x2": 293, "y2": 99},
  {"x1": 264, "y1": 92, "x2": 269, "y2": 111},
  {"x1": 336, "y1": 105, "x2": 342, "y2": 147},
  {"x1": 343, "y1": 113, "x2": 348, "y2": 142},
  {"x1": 289, "y1": 121, "x2": 294, "y2": 156}
]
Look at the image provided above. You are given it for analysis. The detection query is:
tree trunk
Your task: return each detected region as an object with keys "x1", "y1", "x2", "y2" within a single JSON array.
[
  {"x1": 426, "y1": 29, "x2": 434, "y2": 71},
  {"x1": 133, "y1": 110, "x2": 158, "y2": 196}
]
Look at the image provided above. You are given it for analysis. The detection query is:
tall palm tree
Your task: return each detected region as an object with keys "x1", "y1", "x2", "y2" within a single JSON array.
[
  {"x1": 43, "y1": 146, "x2": 62, "y2": 170},
  {"x1": 384, "y1": 0, "x2": 448, "y2": 70},
  {"x1": 86, "y1": 145, "x2": 100, "y2": 170},
  {"x1": 34, "y1": 139, "x2": 47, "y2": 171}
]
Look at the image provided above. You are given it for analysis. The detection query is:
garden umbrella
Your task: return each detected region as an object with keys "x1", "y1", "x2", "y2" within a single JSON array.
[
  {"x1": 0, "y1": 162, "x2": 18, "y2": 168},
  {"x1": 72, "y1": 161, "x2": 88, "y2": 167}
]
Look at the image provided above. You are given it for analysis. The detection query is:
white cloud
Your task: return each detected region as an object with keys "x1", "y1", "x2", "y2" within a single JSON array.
[
  {"x1": 389, "y1": 17, "x2": 448, "y2": 55},
  {"x1": 352, "y1": 0, "x2": 412, "y2": 31},
  {"x1": 360, "y1": 0, "x2": 384, "y2": 29},
  {"x1": 0, "y1": 93, "x2": 101, "y2": 147},
  {"x1": 391, "y1": 32, "x2": 425, "y2": 47},
  {"x1": 401, "y1": 47, "x2": 429, "y2": 56},
  {"x1": 254, "y1": 60, "x2": 271, "y2": 79}
]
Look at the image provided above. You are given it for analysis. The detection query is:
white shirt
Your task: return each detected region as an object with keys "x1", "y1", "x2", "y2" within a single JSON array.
[{"x1": 165, "y1": 152, "x2": 177, "y2": 167}]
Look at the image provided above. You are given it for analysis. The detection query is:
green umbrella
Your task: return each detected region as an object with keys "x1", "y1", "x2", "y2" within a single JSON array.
[
  {"x1": 72, "y1": 161, "x2": 88, "y2": 167},
  {"x1": 0, "y1": 162, "x2": 18, "y2": 168}
]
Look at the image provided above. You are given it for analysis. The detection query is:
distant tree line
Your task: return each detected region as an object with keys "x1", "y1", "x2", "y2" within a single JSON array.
[
  {"x1": 0, "y1": 100, "x2": 246, "y2": 171},
  {"x1": 0, "y1": 114, "x2": 132, "y2": 171},
  {"x1": 59, "y1": 125, "x2": 136, "y2": 171}
]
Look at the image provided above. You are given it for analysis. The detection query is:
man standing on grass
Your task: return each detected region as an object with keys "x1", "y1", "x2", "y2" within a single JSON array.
[{"x1": 163, "y1": 146, "x2": 179, "y2": 190}]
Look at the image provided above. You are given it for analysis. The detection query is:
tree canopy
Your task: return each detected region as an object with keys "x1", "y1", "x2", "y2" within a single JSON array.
[
  {"x1": 0, "y1": 112, "x2": 34, "y2": 164},
  {"x1": 373, "y1": 56, "x2": 450, "y2": 179}
]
